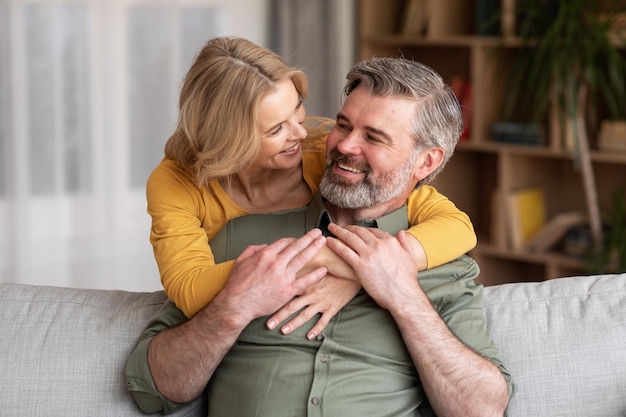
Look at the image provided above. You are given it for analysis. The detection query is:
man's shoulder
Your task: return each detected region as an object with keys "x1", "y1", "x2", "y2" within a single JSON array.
[
  {"x1": 417, "y1": 255, "x2": 480, "y2": 297},
  {"x1": 418, "y1": 255, "x2": 480, "y2": 287},
  {"x1": 418, "y1": 255, "x2": 483, "y2": 312}
]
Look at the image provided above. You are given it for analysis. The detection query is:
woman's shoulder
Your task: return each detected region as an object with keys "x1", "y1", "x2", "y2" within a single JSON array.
[
  {"x1": 147, "y1": 158, "x2": 205, "y2": 201},
  {"x1": 149, "y1": 158, "x2": 194, "y2": 183}
]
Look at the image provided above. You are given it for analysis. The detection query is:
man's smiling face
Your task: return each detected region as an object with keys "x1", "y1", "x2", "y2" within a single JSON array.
[{"x1": 321, "y1": 86, "x2": 421, "y2": 209}]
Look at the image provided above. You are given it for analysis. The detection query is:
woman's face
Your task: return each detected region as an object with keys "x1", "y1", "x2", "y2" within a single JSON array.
[{"x1": 253, "y1": 78, "x2": 307, "y2": 171}]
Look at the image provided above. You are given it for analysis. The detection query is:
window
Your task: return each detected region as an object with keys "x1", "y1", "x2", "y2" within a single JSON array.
[{"x1": 0, "y1": 0, "x2": 267, "y2": 290}]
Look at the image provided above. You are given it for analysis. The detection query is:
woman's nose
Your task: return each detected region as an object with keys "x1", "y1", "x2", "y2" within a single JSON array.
[{"x1": 294, "y1": 121, "x2": 307, "y2": 140}]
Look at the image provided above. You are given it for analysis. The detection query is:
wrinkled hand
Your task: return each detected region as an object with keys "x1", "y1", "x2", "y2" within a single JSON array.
[
  {"x1": 218, "y1": 229, "x2": 328, "y2": 324},
  {"x1": 325, "y1": 223, "x2": 421, "y2": 309},
  {"x1": 266, "y1": 275, "x2": 361, "y2": 340}
]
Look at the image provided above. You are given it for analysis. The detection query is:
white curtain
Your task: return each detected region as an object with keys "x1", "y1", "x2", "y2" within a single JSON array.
[
  {"x1": 0, "y1": 0, "x2": 268, "y2": 291},
  {"x1": 268, "y1": 0, "x2": 356, "y2": 119}
]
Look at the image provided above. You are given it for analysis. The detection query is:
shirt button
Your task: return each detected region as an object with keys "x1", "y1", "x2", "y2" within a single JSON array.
[
  {"x1": 320, "y1": 355, "x2": 329, "y2": 363},
  {"x1": 311, "y1": 397, "x2": 320, "y2": 406},
  {"x1": 316, "y1": 332, "x2": 327, "y2": 341}
]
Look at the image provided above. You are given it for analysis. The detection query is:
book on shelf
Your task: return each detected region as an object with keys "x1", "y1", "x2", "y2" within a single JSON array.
[
  {"x1": 427, "y1": 0, "x2": 474, "y2": 37},
  {"x1": 501, "y1": 0, "x2": 517, "y2": 37},
  {"x1": 450, "y1": 76, "x2": 472, "y2": 140},
  {"x1": 491, "y1": 189, "x2": 509, "y2": 248},
  {"x1": 401, "y1": 0, "x2": 476, "y2": 37},
  {"x1": 400, "y1": 0, "x2": 428, "y2": 35},
  {"x1": 505, "y1": 187, "x2": 547, "y2": 251}
]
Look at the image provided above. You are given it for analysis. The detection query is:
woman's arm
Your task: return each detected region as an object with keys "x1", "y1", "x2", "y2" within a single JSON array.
[
  {"x1": 405, "y1": 185, "x2": 477, "y2": 269},
  {"x1": 148, "y1": 161, "x2": 237, "y2": 318}
]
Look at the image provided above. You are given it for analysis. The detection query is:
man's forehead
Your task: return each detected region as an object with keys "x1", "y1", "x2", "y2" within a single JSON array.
[{"x1": 340, "y1": 90, "x2": 416, "y2": 140}]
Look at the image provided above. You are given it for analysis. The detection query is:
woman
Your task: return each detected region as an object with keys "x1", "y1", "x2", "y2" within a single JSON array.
[{"x1": 147, "y1": 36, "x2": 476, "y2": 337}]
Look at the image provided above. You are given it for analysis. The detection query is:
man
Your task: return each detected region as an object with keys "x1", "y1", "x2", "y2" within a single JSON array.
[{"x1": 126, "y1": 57, "x2": 513, "y2": 417}]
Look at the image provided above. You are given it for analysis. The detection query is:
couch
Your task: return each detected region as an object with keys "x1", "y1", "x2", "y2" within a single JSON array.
[{"x1": 1, "y1": 273, "x2": 625, "y2": 417}]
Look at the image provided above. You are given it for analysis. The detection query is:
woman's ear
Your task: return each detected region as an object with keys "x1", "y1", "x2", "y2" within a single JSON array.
[{"x1": 412, "y1": 148, "x2": 445, "y2": 181}]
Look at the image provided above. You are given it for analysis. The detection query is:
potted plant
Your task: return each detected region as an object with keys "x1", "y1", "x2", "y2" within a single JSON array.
[{"x1": 503, "y1": 0, "x2": 626, "y2": 249}]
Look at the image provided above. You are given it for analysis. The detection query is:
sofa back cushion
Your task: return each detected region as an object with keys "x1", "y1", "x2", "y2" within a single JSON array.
[
  {"x1": 484, "y1": 273, "x2": 626, "y2": 417},
  {"x1": 0, "y1": 283, "x2": 203, "y2": 417}
]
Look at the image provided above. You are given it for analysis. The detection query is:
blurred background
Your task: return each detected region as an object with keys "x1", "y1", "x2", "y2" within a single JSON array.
[{"x1": 0, "y1": 0, "x2": 356, "y2": 291}]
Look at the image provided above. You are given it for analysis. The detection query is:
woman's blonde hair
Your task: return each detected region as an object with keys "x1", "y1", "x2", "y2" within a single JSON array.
[{"x1": 164, "y1": 36, "x2": 317, "y2": 187}]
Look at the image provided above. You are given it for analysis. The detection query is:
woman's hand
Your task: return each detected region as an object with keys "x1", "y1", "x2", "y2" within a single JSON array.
[
  {"x1": 265, "y1": 275, "x2": 361, "y2": 340},
  {"x1": 301, "y1": 245, "x2": 358, "y2": 281}
]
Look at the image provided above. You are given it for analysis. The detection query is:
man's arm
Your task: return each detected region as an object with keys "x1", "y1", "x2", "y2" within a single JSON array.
[
  {"x1": 147, "y1": 290, "x2": 249, "y2": 403},
  {"x1": 384, "y1": 275, "x2": 509, "y2": 417},
  {"x1": 127, "y1": 230, "x2": 328, "y2": 410},
  {"x1": 326, "y1": 224, "x2": 509, "y2": 417}
]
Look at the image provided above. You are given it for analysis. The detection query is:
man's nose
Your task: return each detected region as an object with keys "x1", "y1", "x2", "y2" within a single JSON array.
[{"x1": 336, "y1": 131, "x2": 362, "y2": 156}]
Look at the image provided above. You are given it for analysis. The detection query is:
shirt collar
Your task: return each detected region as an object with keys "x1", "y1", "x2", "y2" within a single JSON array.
[{"x1": 307, "y1": 192, "x2": 409, "y2": 236}]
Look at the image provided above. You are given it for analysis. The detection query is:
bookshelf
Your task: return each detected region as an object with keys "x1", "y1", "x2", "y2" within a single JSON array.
[{"x1": 357, "y1": 0, "x2": 626, "y2": 285}]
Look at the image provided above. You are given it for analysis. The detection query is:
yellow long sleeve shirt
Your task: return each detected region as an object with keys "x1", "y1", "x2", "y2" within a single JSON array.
[{"x1": 147, "y1": 138, "x2": 476, "y2": 318}]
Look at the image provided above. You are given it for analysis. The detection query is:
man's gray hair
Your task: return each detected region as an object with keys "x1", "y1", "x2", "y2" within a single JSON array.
[{"x1": 343, "y1": 57, "x2": 463, "y2": 185}]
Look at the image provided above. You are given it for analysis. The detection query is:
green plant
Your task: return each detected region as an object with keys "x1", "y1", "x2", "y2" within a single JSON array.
[
  {"x1": 503, "y1": 0, "x2": 626, "y2": 249},
  {"x1": 506, "y1": 0, "x2": 626, "y2": 124},
  {"x1": 586, "y1": 189, "x2": 626, "y2": 274}
]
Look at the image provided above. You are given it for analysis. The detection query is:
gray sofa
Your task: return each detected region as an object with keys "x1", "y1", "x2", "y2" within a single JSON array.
[{"x1": 1, "y1": 273, "x2": 625, "y2": 417}]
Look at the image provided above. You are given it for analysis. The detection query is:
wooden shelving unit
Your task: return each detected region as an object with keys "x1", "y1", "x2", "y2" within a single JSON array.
[{"x1": 358, "y1": 0, "x2": 626, "y2": 285}]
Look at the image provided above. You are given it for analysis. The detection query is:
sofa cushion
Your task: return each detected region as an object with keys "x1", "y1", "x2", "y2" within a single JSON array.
[
  {"x1": 483, "y1": 273, "x2": 626, "y2": 417},
  {"x1": 0, "y1": 283, "x2": 203, "y2": 417},
  {"x1": 2, "y1": 273, "x2": 625, "y2": 417}
]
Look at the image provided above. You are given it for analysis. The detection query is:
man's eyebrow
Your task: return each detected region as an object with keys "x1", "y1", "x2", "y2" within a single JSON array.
[
  {"x1": 337, "y1": 112, "x2": 391, "y2": 142},
  {"x1": 336, "y1": 113, "x2": 350, "y2": 124}
]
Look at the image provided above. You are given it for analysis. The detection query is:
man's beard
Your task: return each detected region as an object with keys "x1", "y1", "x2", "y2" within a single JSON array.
[{"x1": 320, "y1": 149, "x2": 418, "y2": 209}]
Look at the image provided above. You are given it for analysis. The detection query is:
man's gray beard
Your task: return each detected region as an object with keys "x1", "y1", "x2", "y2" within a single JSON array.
[{"x1": 320, "y1": 151, "x2": 418, "y2": 210}]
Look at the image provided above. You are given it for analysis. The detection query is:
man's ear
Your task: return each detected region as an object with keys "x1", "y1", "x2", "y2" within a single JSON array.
[{"x1": 412, "y1": 148, "x2": 445, "y2": 181}]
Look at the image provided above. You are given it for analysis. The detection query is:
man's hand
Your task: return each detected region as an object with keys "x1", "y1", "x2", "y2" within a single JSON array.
[{"x1": 325, "y1": 223, "x2": 421, "y2": 309}]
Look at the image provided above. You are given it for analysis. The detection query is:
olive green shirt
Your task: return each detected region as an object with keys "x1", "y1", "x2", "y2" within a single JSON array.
[{"x1": 126, "y1": 193, "x2": 512, "y2": 416}]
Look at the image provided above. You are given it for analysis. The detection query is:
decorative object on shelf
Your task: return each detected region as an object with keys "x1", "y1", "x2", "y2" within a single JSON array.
[
  {"x1": 503, "y1": 0, "x2": 626, "y2": 250},
  {"x1": 491, "y1": 122, "x2": 544, "y2": 146},
  {"x1": 505, "y1": 187, "x2": 546, "y2": 251},
  {"x1": 525, "y1": 211, "x2": 587, "y2": 253},
  {"x1": 598, "y1": 120, "x2": 626, "y2": 152}
]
